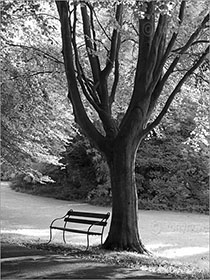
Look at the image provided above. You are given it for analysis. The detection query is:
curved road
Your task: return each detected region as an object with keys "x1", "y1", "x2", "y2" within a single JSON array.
[{"x1": 1, "y1": 182, "x2": 209, "y2": 268}]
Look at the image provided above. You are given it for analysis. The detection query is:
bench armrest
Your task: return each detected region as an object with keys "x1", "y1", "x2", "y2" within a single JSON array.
[
  {"x1": 86, "y1": 217, "x2": 107, "y2": 234},
  {"x1": 50, "y1": 213, "x2": 69, "y2": 228}
]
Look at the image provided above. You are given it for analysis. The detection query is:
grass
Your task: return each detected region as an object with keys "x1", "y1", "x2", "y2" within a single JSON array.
[
  {"x1": 2, "y1": 233, "x2": 209, "y2": 279},
  {"x1": 18, "y1": 240, "x2": 210, "y2": 279}
]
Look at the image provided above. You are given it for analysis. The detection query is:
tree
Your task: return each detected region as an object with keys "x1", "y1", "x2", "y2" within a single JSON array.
[
  {"x1": 0, "y1": 0, "x2": 74, "y2": 178},
  {"x1": 55, "y1": 0, "x2": 209, "y2": 252}
]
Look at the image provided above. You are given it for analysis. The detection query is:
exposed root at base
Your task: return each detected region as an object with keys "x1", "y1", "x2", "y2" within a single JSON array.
[{"x1": 102, "y1": 242, "x2": 151, "y2": 255}]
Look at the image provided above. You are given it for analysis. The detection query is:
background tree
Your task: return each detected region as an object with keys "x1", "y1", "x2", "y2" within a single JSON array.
[
  {"x1": 55, "y1": 0, "x2": 209, "y2": 252},
  {"x1": 0, "y1": 0, "x2": 75, "y2": 180}
]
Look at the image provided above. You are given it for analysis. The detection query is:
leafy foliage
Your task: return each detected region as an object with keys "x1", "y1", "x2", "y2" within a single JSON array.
[
  {"x1": 55, "y1": 89, "x2": 209, "y2": 212},
  {"x1": 0, "y1": 0, "x2": 74, "y2": 180}
]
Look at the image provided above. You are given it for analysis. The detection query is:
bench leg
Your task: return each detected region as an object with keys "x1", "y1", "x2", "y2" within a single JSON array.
[
  {"x1": 63, "y1": 221, "x2": 68, "y2": 244},
  {"x1": 86, "y1": 234, "x2": 90, "y2": 251},
  {"x1": 63, "y1": 230, "x2": 66, "y2": 244},
  {"x1": 46, "y1": 227, "x2": 53, "y2": 244},
  {"x1": 101, "y1": 226, "x2": 105, "y2": 247}
]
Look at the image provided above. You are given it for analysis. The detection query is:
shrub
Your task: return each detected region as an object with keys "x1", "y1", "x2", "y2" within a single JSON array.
[
  {"x1": 59, "y1": 133, "x2": 110, "y2": 200},
  {"x1": 11, "y1": 124, "x2": 209, "y2": 213}
]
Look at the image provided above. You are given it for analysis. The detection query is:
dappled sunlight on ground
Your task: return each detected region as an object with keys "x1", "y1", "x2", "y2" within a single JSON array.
[
  {"x1": 147, "y1": 243, "x2": 174, "y2": 250},
  {"x1": 1, "y1": 229, "x2": 50, "y2": 237},
  {"x1": 156, "y1": 246, "x2": 209, "y2": 258},
  {"x1": 146, "y1": 242, "x2": 209, "y2": 270},
  {"x1": 1, "y1": 229, "x2": 103, "y2": 248}
]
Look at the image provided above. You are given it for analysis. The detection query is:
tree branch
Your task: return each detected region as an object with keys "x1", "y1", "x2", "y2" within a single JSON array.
[
  {"x1": 101, "y1": 3, "x2": 123, "y2": 78},
  {"x1": 193, "y1": 72, "x2": 209, "y2": 84},
  {"x1": 109, "y1": 36, "x2": 120, "y2": 106},
  {"x1": 6, "y1": 70, "x2": 61, "y2": 80},
  {"x1": 153, "y1": 1, "x2": 186, "y2": 78},
  {"x1": 144, "y1": 46, "x2": 209, "y2": 135},
  {"x1": 92, "y1": 6, "x2": 111, "y2": 41},
  {"x1": 147, "y1": 13, "x2": 168, "y2": 83},
  {"x1": 88, "y1": 4, "x2": 98, "y2": 53},
  {"x1": 153, "y1": 12, "x2": 209, "y2": 102},
  {"x1": 81, "y1": 3, "x2": 101, "y2": 85},
  {"x1": 1, "y1": 37, "x2": 64, "y2": 64},
  {"x1": 70, "y1": 2, "x2": 118, "y2": 139},
  {"x1": 136, "y1": 2, "x2": 155, "y2": 79},
  {"x1": 172, "y1": 40, "x2": 209, "y2": 53},
  {"x1": 56, "y1": 0, "x2": 106, "y2": 152},
  {"x1": 70, "y1": 3, "x2": 103, "y2": 113}
]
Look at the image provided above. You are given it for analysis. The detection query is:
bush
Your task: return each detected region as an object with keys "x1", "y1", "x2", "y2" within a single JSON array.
[
  {"x1": 58, "y1": 133, "x2": 110, "y2": 200},
  {"x1": 11, "y1": 123, "x2": 209, "y2": 214},
  {"x1": 135, "y1": 134, "x2": 209, "y2": 213},
  {"x1": 87, "y1": 183, "x2": 112, "y2": 206}
]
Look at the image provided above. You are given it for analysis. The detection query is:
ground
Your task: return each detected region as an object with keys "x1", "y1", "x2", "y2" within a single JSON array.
[
  {"x1": 2, "y1": 242, "x2": 175, "y2": 279},
  {"x1": 1, "y1": 182, "x2": 209, "y2": 279}
]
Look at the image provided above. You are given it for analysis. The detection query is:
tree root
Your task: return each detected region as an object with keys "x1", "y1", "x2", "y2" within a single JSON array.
[{"x1": 102, "y1": 240, "x2": 151, "y2": 255}]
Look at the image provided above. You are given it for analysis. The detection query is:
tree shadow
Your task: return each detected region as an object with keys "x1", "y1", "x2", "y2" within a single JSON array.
[
  {"x1": 30, "y1": 263, "x2": 173, "y2": 279},
  {"x1": 1, "y1": 242, "x2": 175, "y2": 280}
]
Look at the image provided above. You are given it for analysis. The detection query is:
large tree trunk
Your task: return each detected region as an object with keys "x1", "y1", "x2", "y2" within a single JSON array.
[{"x1": 103, "y1": 142, "x2": 148, "y2": 253}]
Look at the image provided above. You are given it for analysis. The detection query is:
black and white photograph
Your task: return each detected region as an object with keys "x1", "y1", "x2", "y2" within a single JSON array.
[{"x1": 1, "y1": 0, "x2": 209, "y2": 279}]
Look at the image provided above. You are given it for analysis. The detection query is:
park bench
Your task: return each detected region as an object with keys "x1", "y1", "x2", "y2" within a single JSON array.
[{"x1": 47, "y1": 209, "x2": 110, "y2": 250}]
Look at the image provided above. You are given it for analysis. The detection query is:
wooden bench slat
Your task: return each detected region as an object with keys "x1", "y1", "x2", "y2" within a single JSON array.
[
  {"x1": 51, "y1": 226, "x2": 102, "y2": 235},
  {"x1": 67, "y1": 211, "x2": 109, "y2": 219},
  {"x1": 64, "y1": 217, "x2": 107, "y2": 226}
]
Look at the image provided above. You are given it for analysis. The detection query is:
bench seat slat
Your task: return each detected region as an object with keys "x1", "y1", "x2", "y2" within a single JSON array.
[
  {"x1": 64, "y1": 217, "x2": 107, "y2": 226},
  {"x1": 67, "y1": 211, "x2": 109, "y2": 219},
  {"x1": 51, "y1": 226, "x2": 102, "y2": 235}
]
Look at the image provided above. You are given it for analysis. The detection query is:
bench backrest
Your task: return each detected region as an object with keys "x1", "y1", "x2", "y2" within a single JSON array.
[{"x1": 64, "y1": 210, "x2": 110, "y2": 226}]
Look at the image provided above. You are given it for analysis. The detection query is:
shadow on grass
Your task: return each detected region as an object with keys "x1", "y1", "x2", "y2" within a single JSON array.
[
  {"x1": 21, "y1": 243, "x2": 174, "y2": 279},
  {"x1": 1, "y1": 250, "x2": 173, "y2": 279},
  {"x1": 3, "y1": 241, "x2": 207, "y2": 279},
  {"x1": 30, "y1": 264, "x2": 173, "y2": 279}
]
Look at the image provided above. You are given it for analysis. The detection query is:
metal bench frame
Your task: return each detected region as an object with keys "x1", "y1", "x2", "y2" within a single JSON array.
[{"x1": 47, "y1": 209, "x2": 110, "y2": 250}]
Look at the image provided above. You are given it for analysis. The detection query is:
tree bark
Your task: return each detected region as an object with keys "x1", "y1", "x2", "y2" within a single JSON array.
[{"x1": 103, "y1": 141, "x2": 148, "y2": 253}]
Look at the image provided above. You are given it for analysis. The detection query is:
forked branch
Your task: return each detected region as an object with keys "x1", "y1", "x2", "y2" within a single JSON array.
[
  {"x1": 71, "y1": 3, "x2": 101, "y2": 110},
  {"x1": 144, "y1": 46, "x2": 209, "y2": 135},
  {"x1": 56, "y1": 0, "x2": 106, "y2": 151},
  {"x1": 81, "y1": 3, "x2": 101, "y2": 84},
  {"x1": 154, "y1": 12, "x2": 209, "y2": 100}
]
